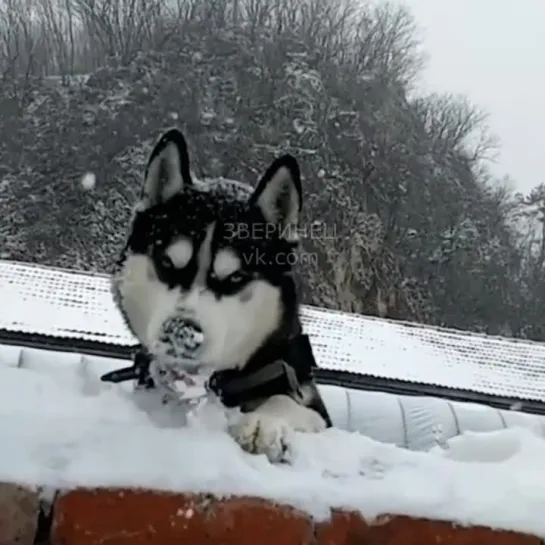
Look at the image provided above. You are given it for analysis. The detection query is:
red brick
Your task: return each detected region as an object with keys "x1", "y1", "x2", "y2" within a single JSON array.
[
  {"x1": 51, "y1": 488, "x2": 313, "y2": 545},
  {"x1": 0, "y1": 482, "x2": 40, "y2": 545},
  {"x1": 49, "y1": 487, "x2": 544, "y2": 545},
  {"x1": 314, "y1": 510, "x2": 369, "y2": 544},
  {"x1": 381, "y1": 515, "x2": 541, "y2": 545},
  {"x1": 315, "y1": 512, "x2": 542, "y2": 545}
]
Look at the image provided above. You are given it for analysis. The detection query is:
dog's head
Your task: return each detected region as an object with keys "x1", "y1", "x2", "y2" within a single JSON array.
[{"x1": 112, "y1": 128, "x2": 304, "y2": 371}]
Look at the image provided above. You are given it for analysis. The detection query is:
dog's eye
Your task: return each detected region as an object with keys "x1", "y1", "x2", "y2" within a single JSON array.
[
  {"x1": 226, "y1": 271, "x2": 246, "y2": 285},
  {"x1": 159, "y1": 255, "x2": 175, "y2": 270}
]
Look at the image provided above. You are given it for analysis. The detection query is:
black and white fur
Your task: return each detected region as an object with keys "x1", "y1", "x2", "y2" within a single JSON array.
[{"x1": 111, "y1": 128, "x2": 331, "y2": 462}]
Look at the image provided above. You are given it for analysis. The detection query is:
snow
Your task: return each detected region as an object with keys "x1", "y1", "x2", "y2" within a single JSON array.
[
  {"x1": 2, "y1": 355, "x2": 545, "y2": 538},
  {"x1": 80, "y1": 172, "x2": 96, "y2": 190}
]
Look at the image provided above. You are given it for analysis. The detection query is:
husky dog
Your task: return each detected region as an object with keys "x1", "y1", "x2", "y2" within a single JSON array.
[{"x1": 111, "y1": 128, "x2": 331, "y2": 462}]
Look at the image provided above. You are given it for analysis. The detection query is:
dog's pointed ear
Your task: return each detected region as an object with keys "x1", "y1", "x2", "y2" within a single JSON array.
[
  {"x1": 139, "y1": 128, "x2": 193, "y2": 209},
  {"x1": 249, "y1": 155, "x2": 302, "y2": 241}
]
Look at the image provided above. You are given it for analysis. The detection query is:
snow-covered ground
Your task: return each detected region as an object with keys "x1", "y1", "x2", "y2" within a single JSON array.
[{"x1": 2, "y1": 351, "x2": 545, "y2": 539}]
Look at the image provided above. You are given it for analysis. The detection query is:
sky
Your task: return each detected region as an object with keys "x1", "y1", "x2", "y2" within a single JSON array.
[{"x1": 404, "y1": 0, "x2": 545, "y2": 193}]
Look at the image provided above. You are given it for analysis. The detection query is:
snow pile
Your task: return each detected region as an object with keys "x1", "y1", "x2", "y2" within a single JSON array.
[{"x1": 1, "y1": 355, "x2": 545, "y2": 538}]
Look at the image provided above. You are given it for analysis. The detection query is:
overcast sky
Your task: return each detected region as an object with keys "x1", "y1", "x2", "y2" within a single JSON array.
[{"x1": 404, "y1": 0, "x2": 545, "y2": 193}]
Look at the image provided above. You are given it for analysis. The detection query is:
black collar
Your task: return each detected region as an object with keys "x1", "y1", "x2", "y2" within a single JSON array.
[
  {"x1": 100, "y1": 334, "x2": 318, "y2": 408},
  {"x1": 207, "y1": 334, "x2": 317, "y2": 407}
]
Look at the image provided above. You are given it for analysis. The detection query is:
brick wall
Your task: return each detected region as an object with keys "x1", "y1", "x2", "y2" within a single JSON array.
[{"x1": 1, "y1": 483, "x2": 541, "y2": 545}]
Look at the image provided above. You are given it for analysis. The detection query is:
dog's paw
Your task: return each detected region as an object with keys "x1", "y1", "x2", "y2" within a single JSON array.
[{"x1": 228, "y1": 413, "x2": 293, "y2": 464}]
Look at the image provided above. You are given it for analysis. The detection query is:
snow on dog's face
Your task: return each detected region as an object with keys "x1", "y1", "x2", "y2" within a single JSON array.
[{"x1": 112, "y1": 128, "x2": 303, "y2": 371}]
